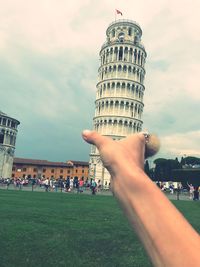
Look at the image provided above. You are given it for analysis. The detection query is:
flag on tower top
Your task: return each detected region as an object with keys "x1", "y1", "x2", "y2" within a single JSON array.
[{"x1": 116, "y1": 9, "x2": 123, "y2": 16}]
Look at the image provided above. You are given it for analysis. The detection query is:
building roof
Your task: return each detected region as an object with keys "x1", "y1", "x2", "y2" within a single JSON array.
[
  {"x1": 13, "y1": 157, "x2": 72, "y2": 167},
  {"x1": 66, "y1": 160, "x2": 89, "y2": 166},
  {"x1": 0, "y1": 111, "x2": 7, "y2": 116},
  {"x1": 0, "y1": 111, "x2": 20, "y2": 125},
  {"x1": 106, "y1": 19, "x2": 142, "y2": 36},
  {"x1": 13, "y1": 158, "x2": 89, "y2": 167}
]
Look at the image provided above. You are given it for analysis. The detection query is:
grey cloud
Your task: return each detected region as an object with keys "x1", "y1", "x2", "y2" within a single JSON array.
[
  {"x1": 0, "y1": 45, "x2": 97, "y2": 161},
  {"x1": 143, "y1": 92, "x2": 200, "y2": 134}
]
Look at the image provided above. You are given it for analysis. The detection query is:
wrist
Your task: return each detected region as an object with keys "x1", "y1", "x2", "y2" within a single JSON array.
[
  {"x1": 113, "y1": 164, "x2": 149, "y2": 192},
  {"x1": 114, "y1": 161, "x2": 145, "y2": 180}
]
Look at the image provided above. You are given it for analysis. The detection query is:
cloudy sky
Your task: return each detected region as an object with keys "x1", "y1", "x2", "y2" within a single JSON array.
[{"x1": 0, "y1": 0, "x2": 200, "y2": 162}]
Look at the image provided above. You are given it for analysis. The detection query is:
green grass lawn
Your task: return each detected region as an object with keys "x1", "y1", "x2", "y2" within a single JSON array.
[{"x1": 0, "y1": 190, "x2": 199, "y2": 267}]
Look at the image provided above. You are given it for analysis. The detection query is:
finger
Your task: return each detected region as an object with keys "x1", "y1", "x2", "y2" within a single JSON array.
[
  {"x1": 145, "y1": 134, "x2": 160, "y2": 158},
  {"x1": 82, "y1": 130, "x2": 111, "y2": 150}
]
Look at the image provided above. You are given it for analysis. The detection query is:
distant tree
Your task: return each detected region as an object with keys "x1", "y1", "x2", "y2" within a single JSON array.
[
  {"x1": 154, "y1": 158, "x2": 167, "y2": 181},
  {"x1": 180, "y1": 157, "x2": 185, "y2": 166},
  {"x1": 184, "y1": 156, "x2": 200, "y2": 166},
  {"x1": 153, "y1": 158, "x2": 181, "y2": 181},
  {"x1": 175, "y1": 157, "x2": 179, "y2": 163},
  {"x1": 154, "y1": 164, "x2": 162, "y2": 181},
  {"x1": 180, "y1": 156, "x2": 200, "y2": 168},
  {"x1": 166, "y1": 159, "x2": 181, "y2": 179},
  {"x1": 154, "y1": 158, "x2": 167, "y2": 165}
]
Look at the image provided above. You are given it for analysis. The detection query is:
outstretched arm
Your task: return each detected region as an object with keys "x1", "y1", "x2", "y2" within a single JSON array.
[{"x1": 82, "y1": 130, "x2": 200, "y2": 267}]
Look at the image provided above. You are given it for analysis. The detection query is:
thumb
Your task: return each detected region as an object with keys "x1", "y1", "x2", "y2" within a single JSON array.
[
  {"x1": 145, "y1": 134, "x2": 160, "y2": 158},
  {"x1": 82, "y1": 130, "x2": 111, "y2": 150}
]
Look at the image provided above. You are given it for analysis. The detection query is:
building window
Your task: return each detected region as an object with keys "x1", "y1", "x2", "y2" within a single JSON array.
[
  {"x1": 43, "y1": 168, "x2": 46, "y2": 173},
  {"x1": 123, "y1": 66, "x2": 127, "y2": 72},
  {"x1": 112, "y1": 29, "x2": 115, "y2": 37},
  {"x1": 0, "y1": 133, "x2": 4, "y2": 144},
  {"x1": 51, "y1": 169, "x2": 54, "y2": 173},
  {"x1": 75, "y1": 170, "x2": 78, "y2": 173},
  {"x1": 33, "y1": 168, "x2": 38, "y2": 172},
  {"x1": 82, "y1": 170, "x2": 84, "y2": 173},
  {"x1": 67, "y1": 170, "x2": 71, "y2": 174},
  {"x1": 119, "y1": 47, "x2": 123, "y2": 60},
  {"x1": 60, "y1": 169, "x2": 63, "y2": 173},
  {"x1": 128, "y1": 27, "x2": 132, "y2": 36},
  {"x1": 22, "y1": 168, "x2": 27, "y2": 172},
  {"x1": 2, "y1": 118, "x2": 6, "y2": 126},
  {"x1": 12, "y1": 167, "x2": 16, "y2": 171}
]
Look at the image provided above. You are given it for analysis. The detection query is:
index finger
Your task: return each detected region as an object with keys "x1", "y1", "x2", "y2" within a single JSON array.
[{"x1": 82, "y1": 130, "x2": 112, "y2": 150}]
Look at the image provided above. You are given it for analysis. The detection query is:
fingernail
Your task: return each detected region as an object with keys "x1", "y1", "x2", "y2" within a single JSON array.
[{"x1": 82, "y1": 129, "x2": 91, "y2": 138}]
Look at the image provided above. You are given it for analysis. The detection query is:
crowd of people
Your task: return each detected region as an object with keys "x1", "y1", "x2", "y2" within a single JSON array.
[
  {"x1": 0, "y1": 176, "x2": 104, "y2": 195},
  {"x1": 0, "y1": 176, "x2": 199, "y2": 200},
  {"x1": 155, "y1": 181, "x2": 200, "y2": 200}
]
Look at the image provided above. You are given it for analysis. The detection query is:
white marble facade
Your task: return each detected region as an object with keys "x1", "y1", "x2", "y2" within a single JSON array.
[
  {"x1": 89, "y1": 19, "x2": 147, "y2": 188},
  {"x1": 0, "y1": 111, "x2": 20, "y2": 178}
]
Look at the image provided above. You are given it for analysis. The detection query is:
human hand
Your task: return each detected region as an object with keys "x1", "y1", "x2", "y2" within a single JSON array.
[{"x1": 82, "y1": 130, "x2": 160, "y2": 179}]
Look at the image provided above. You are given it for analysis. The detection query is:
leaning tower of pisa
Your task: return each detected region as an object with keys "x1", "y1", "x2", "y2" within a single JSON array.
[{"x1": 89, "y1": 19, "x2": 147, "y2": 188}]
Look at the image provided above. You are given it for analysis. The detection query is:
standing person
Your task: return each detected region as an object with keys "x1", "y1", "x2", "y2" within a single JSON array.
[
  {"x1": 44, "y1": 178, "x2": 49, "y2": 192},
  {"x1": 65, "y1": 177, "x2": 70, "y2": 192},
  {"x1": 91, "y1": 179, "x2": 97, "y2": 195},
  {"x1": 97, "y1": 179, "x2": 102, "y2": 192},
  {"x1": 79, "y1": 178, "x2": 84, "y2": 193},
  {"x1": 187, "y1": 182, "x2": 194, "y2": 199},
  {"x1": 61, "y1": 178, "x2": 65, "y2": 192},
  {"x1": 6, "y1": 178, "x2": 10, "y2": 190},
  {"x1": 75, "y1": 178, "x2": 79, "y2": 193},
  {"x1": 31, "y1": 178, "x2": 36, "y2": 191},
  {"x1": 193, "y1": 186, "x2": 199, "y2": 201},
  {"x1": 176, "y1": 182, "x2": 182, "y2": 201},
  {"x1": 49, "y1": 179, "x2": 54, "y2": 191},
  {"x1": 54, "y1": 179, "x2": 58, "y2": 192},
  {"x1": 82, "y1": 130, "x2": 200, "y2": 267},
  {"x1": 169, "y1": 183, "x2": 174, "y2": 194},
  {"x1": 69, "y1": 177, "x2": 73, "y2": 192}
]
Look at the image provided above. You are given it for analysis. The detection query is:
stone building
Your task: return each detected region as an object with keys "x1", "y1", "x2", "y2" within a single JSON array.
[
  {"x1": 12, "y1": 158, "x2": 89, "y2": 181},
  {"x1": 89, "y1": 19, "x2": 147, "y2": 187},
  {"x1": 0, "y1": 111, "x2": 20, "y2": 178}
]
